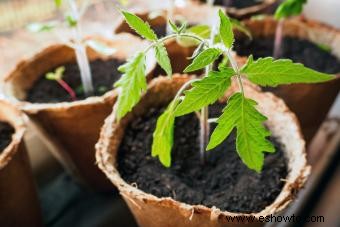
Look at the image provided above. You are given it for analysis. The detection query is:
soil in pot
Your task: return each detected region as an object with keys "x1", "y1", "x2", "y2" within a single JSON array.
[
  {"x1": 117, "y1": 103, "x2": 288, "y2": 213},
  {"x1": 0, "y1": 121, "x2": 14, "y2": 153},
  {"x1": 26, "y1": 58, "x2": 125, "y2": 103},
  {"x1": 200, "y1": 0, "x2": 263, "y2": 8},
  {"x1": 234, "y1": 36, "x2": 340, "y2": 74}
]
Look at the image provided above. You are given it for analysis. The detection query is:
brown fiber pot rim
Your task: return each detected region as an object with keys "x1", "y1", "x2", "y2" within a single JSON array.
[
  {"x1": 114, "y1": 2, "x2": 220, "y2": 36},
  {"x1": 0, "y1": 100, "x2": 26, "y2": 170},
  {"x1": 2, "y1": 33, "x2": 156, "y2": 114},
  {"x1": 189, "y1": 0, "x2": 277, "y2": 19},
  {"x1": 96, "y1": 75, "x2": 311, "y2": 220}
]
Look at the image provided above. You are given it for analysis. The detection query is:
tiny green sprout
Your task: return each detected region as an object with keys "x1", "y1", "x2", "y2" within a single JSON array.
[
  {"x1": 273, "y1": 0, "x2": 308, "y2": 58},
  {"x1": 27, "y1": 0, "x2": 96, "y2": 97},
  {"x1": 113, "y1": 9, "x2": 335, "y2": 172},
  {"x1": 45, "y1": 67, "x2": 77, "y2": 101}
]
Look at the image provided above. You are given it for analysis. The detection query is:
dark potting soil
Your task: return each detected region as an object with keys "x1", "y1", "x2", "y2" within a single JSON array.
[
  {"x1": 0, "y1": 121, "x2": 15, "y2": 153},
  {"x1": 201, "y1": 0, "x2": 263, "y2": 8},
  {"x1": 26, "y1": 59, "x2": 125, "y2": 103},
  {"x1": 118, "y1": 104, "x2": 288, "y2": 213},
  {"x1": 234, "y1": 36, "x2": 340, "y2": 74}
]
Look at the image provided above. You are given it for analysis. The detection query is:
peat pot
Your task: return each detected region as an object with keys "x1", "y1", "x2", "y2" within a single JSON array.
[
  {"x1": 96, "y1": 75, "x2": 311, "y2": 227},
  {"x1": 0, "y1": 100, "x2": 42, "y2": 226},
  {"x1": 3, "y1": 34, "x2": 156, "y2": 191}
]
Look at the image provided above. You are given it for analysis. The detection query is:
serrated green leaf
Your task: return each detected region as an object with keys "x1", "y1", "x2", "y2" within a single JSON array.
[
  {"x1": 152, "y1": 100, "x2": 179, "y2": 167},
  {"x1": 175, "y1": 68, "x2": 234, "y2": 116},
  {"x1": 230, "y1": 18, "x2": 252, "y2": 40},
  {"x1": 241, "y1": 57, "x2": 335, "y2": 87},
  {"x1": 218, "y1": 9, "x2": 234, "y2": 49},
  {"x1": 121, "y1": 11, "x2": 157, "y2": 41},
  {"x1": 184, "y1": 48, "x2": 222, "y2": 72},
  {"x1": 207, "y1": 93, "x2": 275, "y2": 172},
  {"x1": 114, "y1": 52, "x2": 147, "y2": 120},
  {"x1": 154, "y1": 43, "x2": 172, "y2": 76},
  {"x1": 275, "y1": 0, "x2": 307, "y2": 19}
]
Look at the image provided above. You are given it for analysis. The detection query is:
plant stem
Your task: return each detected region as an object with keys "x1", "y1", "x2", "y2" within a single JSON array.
[
  {"x1": 57, "y1": 79, "x2": 77, "y2": 101},
  {"x1": 144, "y1": 33, "x2": 208, "y2": 53},
  {"x1": 68, "y1": 0, "x2": 94, "y2": 96},
  {"x1": 226, "y1": 49, "x2": 244, "y2": 94},
  {"x1": 273, "y1": 19, "x2": 284, "y2": 59}
]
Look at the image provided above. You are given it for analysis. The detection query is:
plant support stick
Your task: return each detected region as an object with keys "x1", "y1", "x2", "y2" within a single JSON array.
[
  {"x1": 273, "y1": 19, "x2": 284, "y2": 59},
  {"x1": 68, "y1": 0, "x2": 94, "y2": 96}
]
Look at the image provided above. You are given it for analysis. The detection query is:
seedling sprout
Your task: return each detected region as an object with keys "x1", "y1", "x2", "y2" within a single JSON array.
[{"x1": 113, "y1": 9, "x2": 334, "y2": 172}]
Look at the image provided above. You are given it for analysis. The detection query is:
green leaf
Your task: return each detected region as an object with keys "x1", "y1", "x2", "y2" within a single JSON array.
[
  {"x1": 86, "y1": 40, "x2": 117, "y2": 56},
  {"x1": 26, "y1": 21, "x2": 58, "y2": 32},
  {"x1": 275, "y1": 0, "x2": 307, "y2": 19},
  {"x1": 175, "y1": 68, "x2": 234, "y2": 116},
  {"x1": 187, "y1": 25, "x2": 211, "y2": 39},
  {"x1": 207, "y1": 93, "x2": 275, "y2": 172},
  {"x1": 121, "y1": 11, "x2": 157, "y2": 41},
  {"x1": 45, "y1": 66, "x2": 65, "y2": 81},
  {"x1": 184, "y1": 48, "x2": 222, "y2": 72},
  {"x1": 152, "y1": 100, "x2": 178, "y2": 167},
  {"x1": 176, "y1": 24, "x2": 210, "y2": 47},
  {"x1": 241, "y1": 57, "x2": 335, "y2": 87},
  {"x1": 218, "y1": 9, "x2": 234, "y2": 49},
  {"x1": 114, "y1": 52, "x2": 147, "y2": 120},
  {"x1": 154, "y1": 43, "x2": 172, "y2": 76},
  {"x1": 66, "y1": 15, "x2": 77, "y2": 27},
  {"x1": 230, "y1": 18, "x2": 252, "y2": 40},
  {"x1": 55, "y1": 0, "x2": 62, "y2": 8},
  {"x1": 169, "y1": 20, "x2": 180, "y2": 33}
]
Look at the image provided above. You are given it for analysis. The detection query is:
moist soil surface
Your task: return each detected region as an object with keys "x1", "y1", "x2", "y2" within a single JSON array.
[
  {"x1": 0, "y1": 121, "x2": 15, "y2": 153},
  {"x1": 118, "y1": 104, "x2": 288, "y2": 213},
  {"x1": 26, "y1": 58, "x2": 124, "y2": 103},
  {"x1": 234, "y1": 36, "x2": 340, "y2": 74},
  {"x1": 201, "y1": 0, "x2": 263, "y2": 8}
]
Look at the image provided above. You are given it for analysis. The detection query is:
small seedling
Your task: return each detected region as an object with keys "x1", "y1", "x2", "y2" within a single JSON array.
[
  {"x1": 45, "y1": 66, "x2": 77, "y2": 101},
  {"x1": 113, "y1": 9, "x2": 334, "y2": 172},
  {"x1": 27, "y1": 0, "x2": 117, "y2": 97},
  {"x1": 273, "y1": 0, "x2": 307, "y2": 58}
]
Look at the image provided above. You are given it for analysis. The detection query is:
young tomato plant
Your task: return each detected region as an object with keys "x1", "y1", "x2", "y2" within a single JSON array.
[
  {"x1": 113, "y1": 9, "x2": 334, "y2": 172},
  {"x1": 273, "y1": 0, "x2": 307, "y2": 58},
  {"x1": 45, "y1": 66, "x2": 77, "y2": 101},
  {"x1": 27, "y1": 0, "x2": 116, "y2": 97}
]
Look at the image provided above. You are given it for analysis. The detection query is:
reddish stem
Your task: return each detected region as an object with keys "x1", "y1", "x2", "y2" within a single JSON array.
[
  {"x1": 57, "y1": 79, "x2": 77, "y2": 101},
  {"x1": 273, "y1": 19, "x2": 284, "y2": 59}
]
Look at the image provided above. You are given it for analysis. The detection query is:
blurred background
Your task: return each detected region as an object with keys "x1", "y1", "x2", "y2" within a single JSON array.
[{"x1": 0, "y1": 0, "x2": 339, "y2": 227}]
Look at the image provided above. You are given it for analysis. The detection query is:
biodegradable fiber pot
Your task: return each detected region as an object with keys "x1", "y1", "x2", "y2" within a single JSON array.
[
  {"x1": 3, "y1": 34, "x2": 156, "y2": 191},
  {"x1": 114, "y1": 3, "x2": 218, "y2": 74},
  {"x1": 0, "y1": 100, "x2": 42, "y2": 226},
  {"x1": 96, "y1": 75, "x2": 311, "y2": 227},
  {"x1": 235, "y1": 16, "x2": 340, "y2": 143},
  {"x1": 192, "y1": 0, "x2": 277, "y2": 19}
]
